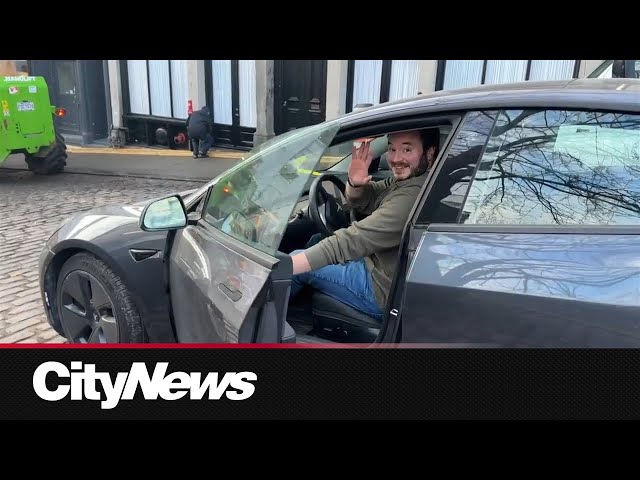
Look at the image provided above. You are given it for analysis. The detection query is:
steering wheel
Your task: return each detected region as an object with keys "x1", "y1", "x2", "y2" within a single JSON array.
[{"x1": 309, "y1": 173, "x2": 352, "y2": 236}]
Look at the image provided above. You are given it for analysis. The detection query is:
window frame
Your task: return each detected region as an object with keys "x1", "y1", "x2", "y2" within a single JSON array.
[{"x1": 414, "y1": 110, "x2": 498, "y2": 226}]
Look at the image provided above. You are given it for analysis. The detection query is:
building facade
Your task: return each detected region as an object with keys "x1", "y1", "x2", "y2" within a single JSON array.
[
  {"x1": 9, "y1": 60, "x2": 604, "y2": 149},
  {"x1": 28, "y1": 60, "x2": 110, "y2": 145}
]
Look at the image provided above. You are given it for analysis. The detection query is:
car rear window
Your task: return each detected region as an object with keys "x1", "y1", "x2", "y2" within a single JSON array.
[{"x1": 460, "y1": 109, "x2": 640, "y2": 226}]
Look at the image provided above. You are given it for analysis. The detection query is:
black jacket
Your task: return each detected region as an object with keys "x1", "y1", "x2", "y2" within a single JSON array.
[{"x1": 186, "y1": 107, "x2": 212, "y2": 137}]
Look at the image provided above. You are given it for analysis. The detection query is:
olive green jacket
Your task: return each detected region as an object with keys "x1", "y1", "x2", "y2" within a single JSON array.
[{"x1": 304, "y1": 173, "x2": 428, "y2": 309}]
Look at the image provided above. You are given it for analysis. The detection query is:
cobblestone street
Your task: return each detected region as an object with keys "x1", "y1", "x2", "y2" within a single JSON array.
[{"x1": 0, "y1": 169, "x2": 205, "y2": 343}]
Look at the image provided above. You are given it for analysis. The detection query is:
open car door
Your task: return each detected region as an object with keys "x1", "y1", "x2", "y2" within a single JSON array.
[{"x1": 167, "y1": 123, "x2": 340, "y2": 343}]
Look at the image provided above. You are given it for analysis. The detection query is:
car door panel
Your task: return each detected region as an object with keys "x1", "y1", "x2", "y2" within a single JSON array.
[
  {"x1": 168, "y1": 122, "x2": 340, "y2": 343},
  {"x1": 400, "y1": 106, "x2": 640, "y2": 347},
  {"x1": 403, "y1": 227, "x2": 640, "y2": 347},
  {"x1": 169, "y1": 223, "x2": 276, "y2": 343},
  {"x1": 253, "y1": 251, "x2": 294, "y2": 343}
]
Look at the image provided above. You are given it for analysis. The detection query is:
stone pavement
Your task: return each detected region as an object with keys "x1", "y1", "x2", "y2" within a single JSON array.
[{"x1": 0, "y1": 168, "x2": 205, "y2": 343}]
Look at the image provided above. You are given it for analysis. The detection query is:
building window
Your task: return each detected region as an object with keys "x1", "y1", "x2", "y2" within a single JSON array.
[
  {"x1": 171, "y1": 60, "x2": 189, "y2": 120},
  {"x1": 238, "y1": 60, "x2": 257, "y2": 128},
  {"x1": 389, "y1": 60, "x2": 420, "y2": 101},
  {"x1": 211, "y1": 60, "x2": 232, "y2": 125},
  {"x1": 347, "y1": 60, "x2": 422, "y2": 112},
  {"x1": 438, "y1": 60, "x2": 580, "y2": 91},
  {"x1": 352, "y1": 60, "x2": 383, "y2": 107},
  {"x1": 55, "y1": 61, "x2": 76, "y2": 95},
  {"x1": 484, "y1": 60, "x2": 528, "y2": 84},
  {"x1": 209, "y1": 60, "x2": 256, "y2": 128},
  {"x1": 528, "y1": 60, "x2": 575, "y2": 81},
  {"x1": 125, "y1": 60, "x2": 188, "y2": 119},
  {"x1": 442, "y1": 60, "x2": 484, "y2": 90},
  {"x1": 149, "y1": 60, "x2": 171, "y2": 117}
]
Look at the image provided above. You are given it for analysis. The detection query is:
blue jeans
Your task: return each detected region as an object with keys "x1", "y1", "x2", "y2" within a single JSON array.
[
  {"x1": 190, "y1": 133, "x2": 214, "y2": 156},
  {"x1": 290, "y1": 234, "x2": 383, "y2": 321}
]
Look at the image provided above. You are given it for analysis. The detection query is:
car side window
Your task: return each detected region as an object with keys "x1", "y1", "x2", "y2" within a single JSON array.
[
  {"x1": 202, "y1": 122, "x2": 340, "y2": 255},
  {"x1": 417, "y1": 111, "x2": 497, "y2": 224},
  {"x1": 460, "y1": 109, "x2": 640, "y2": 226}
]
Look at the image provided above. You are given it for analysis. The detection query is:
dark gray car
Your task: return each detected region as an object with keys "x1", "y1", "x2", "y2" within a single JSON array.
[{"x1": 38, "y1": 77, "x2": 640, "y2": 346}]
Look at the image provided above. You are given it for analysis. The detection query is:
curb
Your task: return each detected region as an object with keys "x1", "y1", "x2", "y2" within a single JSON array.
[
  {"x1": 0, "y1": 166, "x2": 211, "y2": 183},
  {"x1": 65, "y1": 145, "x2": 246, "y2": 159}
]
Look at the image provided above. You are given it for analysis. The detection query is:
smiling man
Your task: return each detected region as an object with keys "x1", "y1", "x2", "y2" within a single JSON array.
[{"x1": 289, "y1": 128, "x2": 440, "y2": 320}]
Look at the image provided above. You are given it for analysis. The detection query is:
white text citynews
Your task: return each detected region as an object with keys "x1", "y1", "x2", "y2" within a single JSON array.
[{"x1": 33, "y1": 361, "x2": 257, "y2": 410}]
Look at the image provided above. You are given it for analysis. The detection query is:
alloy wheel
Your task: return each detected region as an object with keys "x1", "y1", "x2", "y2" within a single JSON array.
[{"x1": 59, "y1": 270, "x2": 119, "y2": 343}]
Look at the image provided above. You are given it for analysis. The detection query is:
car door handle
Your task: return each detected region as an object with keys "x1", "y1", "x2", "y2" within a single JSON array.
[
  {"x1": 129, "y1": 248, "x2": 161, "y2": 262},
  {"x1": 219, "y1": 282, "x2": 242, "y2": 302}
]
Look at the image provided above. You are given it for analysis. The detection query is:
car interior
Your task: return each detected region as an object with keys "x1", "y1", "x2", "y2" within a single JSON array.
[
  {"x1": 184, "y1": 123, "x2": 455, "y2": 344},
  {"x1": 276, "y1": 126, "x2": 453, "y2": 344}
]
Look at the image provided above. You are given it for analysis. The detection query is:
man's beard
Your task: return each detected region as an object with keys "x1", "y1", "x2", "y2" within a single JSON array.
[
  {"x1": 410, "y1": 155, "x2": 430, "y2": 178},
  {"x1": 391, "y1": 155, "x2": 430, "y2": 179}
]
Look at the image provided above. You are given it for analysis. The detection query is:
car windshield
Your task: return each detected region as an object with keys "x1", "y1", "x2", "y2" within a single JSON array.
[{"x1": 202, "y1": 121, "x2": 341, "y2": 255}]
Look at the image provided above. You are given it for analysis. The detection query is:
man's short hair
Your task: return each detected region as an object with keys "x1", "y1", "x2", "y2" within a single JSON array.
[{"x1": 419, "y1": 128, "x2": 440, "y2": 156}]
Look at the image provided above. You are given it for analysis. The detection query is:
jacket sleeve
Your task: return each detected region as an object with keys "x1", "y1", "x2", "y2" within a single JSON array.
[
  {"x1": 304, "y1": 189, "x2": 416, "y2": 270},
  {"x1": 345, "y1": 177, "x2": 392, "y2": 216}
]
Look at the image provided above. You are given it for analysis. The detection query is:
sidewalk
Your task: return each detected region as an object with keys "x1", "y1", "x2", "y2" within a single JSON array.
[
  {"x1": 65, "y1": 137, "x2": 246, "y2": 160},
  {"x1": 1, "y1": 142, "x2": 246, "y2": 182}
]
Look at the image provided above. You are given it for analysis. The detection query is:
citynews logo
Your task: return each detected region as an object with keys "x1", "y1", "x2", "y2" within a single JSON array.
[{"x1": 33, "y1": 361, "x2": 257, "y2": 410}]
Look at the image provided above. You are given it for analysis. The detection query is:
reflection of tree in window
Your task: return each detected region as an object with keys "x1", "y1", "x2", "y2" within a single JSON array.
[
  {"x1": 418, "y1": 111, "x2": 498, "y2": 224},
  {"x1": 437, "y1": 234, "x2": 640, "y2": 301},
  {"x1": 461, "y1": 109, "x2": 640, "y2": 226}
]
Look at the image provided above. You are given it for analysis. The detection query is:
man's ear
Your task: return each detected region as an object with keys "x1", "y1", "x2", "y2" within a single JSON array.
[{"x1": 426, "y1": 146, "x2": 436, "y2": 162}]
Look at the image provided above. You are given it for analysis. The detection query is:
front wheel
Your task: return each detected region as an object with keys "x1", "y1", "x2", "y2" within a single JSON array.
[{"x1": 56, "y1": 253, "x2": 145, "y2": 343}]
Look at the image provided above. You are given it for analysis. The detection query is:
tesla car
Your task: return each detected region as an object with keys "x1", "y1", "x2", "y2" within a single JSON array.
[{"x1": 39, "y1": 77, "x2": 640, "y2": 347}]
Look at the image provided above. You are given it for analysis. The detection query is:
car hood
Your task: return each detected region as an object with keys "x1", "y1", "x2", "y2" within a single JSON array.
[
  {"x1": 77, "y1": 186, "x2": 199, "y2": 219},
  {"x1": 52, "y1": 187, "x2": 199, "y2": 242}
]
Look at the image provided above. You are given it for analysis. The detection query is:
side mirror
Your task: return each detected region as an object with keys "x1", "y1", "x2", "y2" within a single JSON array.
[{"x1": 139, "y1": 195, "x2": 188, "y2": 231}]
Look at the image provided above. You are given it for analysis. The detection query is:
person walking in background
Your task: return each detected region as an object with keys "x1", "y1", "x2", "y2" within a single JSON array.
[{"x1": 186, "y1": 106, "x2": 214, "y2": 158}]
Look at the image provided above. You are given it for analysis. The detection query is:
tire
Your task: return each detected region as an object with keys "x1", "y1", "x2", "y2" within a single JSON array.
[
  {"x1": 55, "y1": 133, "x2": 67, "y2": 147},
  {"x1": 25, "y1": 137, "x2": 67, "y2": 174},
  {"x1": 56, "y1": 252, "x2": 145, "y2": 343}
]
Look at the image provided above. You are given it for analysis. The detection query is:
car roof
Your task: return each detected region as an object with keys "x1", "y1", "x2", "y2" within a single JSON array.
[{"x1": 337, "y1": 78, "x2": 640, "y2": 128}]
